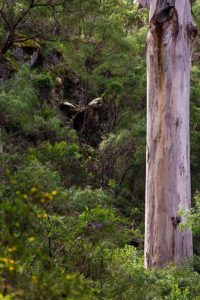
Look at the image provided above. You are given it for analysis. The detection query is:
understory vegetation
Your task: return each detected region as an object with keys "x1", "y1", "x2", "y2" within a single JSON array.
[{"x1": 0, "y1": 0, "x2": 200, "y2": 299}]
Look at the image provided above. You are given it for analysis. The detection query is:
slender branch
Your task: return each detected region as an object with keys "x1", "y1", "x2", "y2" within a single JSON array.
[
  {"x1": 120, "y1": 163, "x2": 136, "y2": 185},
  {"x1": 13, "y1": 34, "x2": 40, "y2": 44},
  {"x1": 0, "y1": 10, "x2": 12, "y2": 30}
]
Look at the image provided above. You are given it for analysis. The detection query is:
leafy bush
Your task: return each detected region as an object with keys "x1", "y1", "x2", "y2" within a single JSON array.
[
  {"x1": 103, "y1": 246, "x2": 200, "y2": 300},
  {"x1": 0, "y1": 66, "x2": 72, "y2": 141},
  {"x1": 32, "y1": 72, "x2": 54, "y2": 90},
  {"x1": 27, "y1": 141, "x2": 89, "y2": 187}
]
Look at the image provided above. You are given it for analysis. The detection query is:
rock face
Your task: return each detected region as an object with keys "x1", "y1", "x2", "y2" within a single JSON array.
[
  {"x1": 0, "y1": 56, "x2": 16, "y2": 86},
  {"x1": 0, "y1": 42, "x2": 116, "y2": 147},
  {"x1": 60, "y1": 97, "x2": 115, "y2": 147},
  {"x1": 62, "y1": 70, "x2": 88, "y2": 107},
  {"x1": 55, "y1": 77, "x2": 62, "y2": 87},
  {"x1": 13, "y1": 48, "x2": 24, "y2": 61},
  {"x1": 49, "y1": 54, "x2": 116, "y2": 147},
  {"x1": 30, "y1": 50, "x2": 39, "y2": 67},
  {"x1": 43, "y1": 50, "x2": 64, "y2": 71},
  {"x1": 0, "y1": 62, "x2": 12, "y2": 86},
  {"x1": 0, "y1": 37, "x2": 42, "y2": 86},
  {"x1": 13, "y1": 36, "x2": 42, "y2": 67}
]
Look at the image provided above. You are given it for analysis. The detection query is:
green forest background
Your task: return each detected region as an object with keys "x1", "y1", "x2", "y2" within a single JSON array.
[{"x1": 0, "y1": 0, "x2": 200, "y2": 299}]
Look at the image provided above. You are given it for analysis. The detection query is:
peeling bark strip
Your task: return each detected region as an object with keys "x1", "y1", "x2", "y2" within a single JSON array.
[{"x1": 138, "y1": 0, "x2": 197, "y2": 267}]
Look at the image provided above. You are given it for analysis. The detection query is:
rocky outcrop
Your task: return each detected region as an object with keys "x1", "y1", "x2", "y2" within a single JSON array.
[
  {"x1": 13, "y1": 35, "x2": 42, "y2": 67},
  {"x1": 0, "y1": 56, "x2": 17, "y2": 86},
  {"x1": 60, "y1": 97, "x2": 115, "y2": 146},
  {"x1": 43, "y1": 50, "x2": 64, "y2": 70}
]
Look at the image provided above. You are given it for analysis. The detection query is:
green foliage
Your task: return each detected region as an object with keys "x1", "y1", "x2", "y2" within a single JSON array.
[
  {"x1": 2, "y1": 179, "x2": 199, "y2": 299},
  {"x1": 179, "y1": 193, "x2": 200, "y2": 258},
  {"x1": 0, "y1": 0, "x2": 200, "y2": 299},
  {"x1": 13, "y1": 159, "x2": 62, "y2": 192},
  {"x1": 62, "y1": 187, "x2": 111, "y2": 212},
  {"x1": 32, "y1": 72, "x2": 54, "y2": 90},
  {"x1": 0, "y1": 180, "x2": 131, "y2": 298},
  {"x1": 103, "y1": 246, "x2": 200, "y2": 300},
  {"x1": 180, "y1": 193, "x2": 200, "y2": 234},
  {"x1": 0, "y1": 66, "x2": 38, "y2": 128},
  {"x1": 27, "y1": 141, "x2": 89, "y2": 187},
  {"x1": 17, "y1": 272, "x2": 98, "y2": 300},
  {"x1": 190, "y1": 66, "x2": 200, "y2": 192},
  {"x1": 0, "y1": 66, "x2": 70, "y2": 140}
]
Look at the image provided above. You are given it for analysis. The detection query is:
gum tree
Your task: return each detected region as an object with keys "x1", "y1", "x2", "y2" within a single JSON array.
[{"x1": 138, "y1": 0, "x2": 197, "y2": 267}]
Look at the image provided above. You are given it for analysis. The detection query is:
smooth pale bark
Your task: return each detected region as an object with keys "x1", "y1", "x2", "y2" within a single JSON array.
[{"x1": 138, "y1": 0, "x2": 197, "y2": 267}]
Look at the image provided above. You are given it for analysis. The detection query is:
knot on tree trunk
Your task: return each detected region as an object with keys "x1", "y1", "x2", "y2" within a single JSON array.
[
  {"x1": 151, "y1": 0, "x2": 176, "y2": 24},
  {"x1": 155, "y1": 6, "x2": 175, "y2": 23},
  {"x1": 187, "y1": 22, "x2": 198, "y2": 39},
  {"x1": 171, "y1": 216, "x2": 182, "y2": 228}
]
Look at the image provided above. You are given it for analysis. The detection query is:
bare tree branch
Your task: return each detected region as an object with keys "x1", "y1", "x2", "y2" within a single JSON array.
[
  {"x1": 0, "y1": 9, "x2": 12, "y2": 30},
  {"x1": 0, "y1": 0, "x2": 63, "y2": 53}
]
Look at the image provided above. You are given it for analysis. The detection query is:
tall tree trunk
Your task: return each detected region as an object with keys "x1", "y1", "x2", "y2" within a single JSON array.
[{"x1": 138, "y1": 0, "x2": 197, "y2": 267}]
